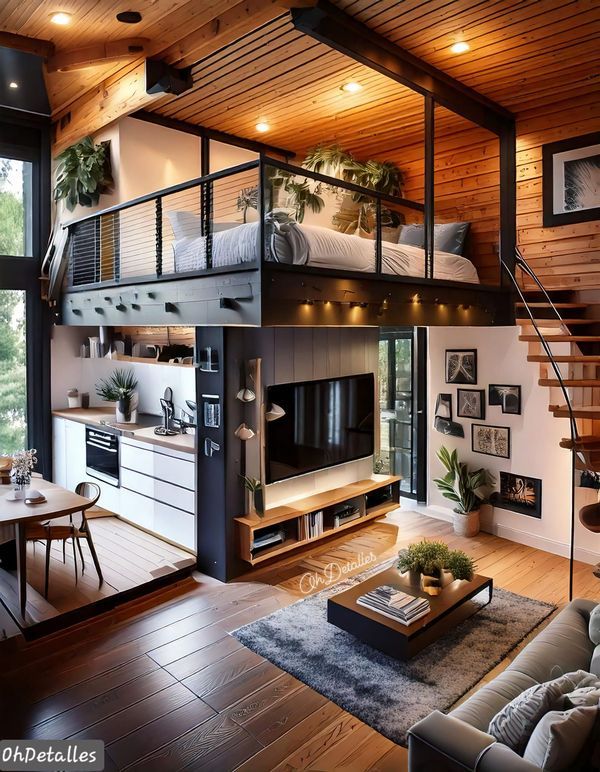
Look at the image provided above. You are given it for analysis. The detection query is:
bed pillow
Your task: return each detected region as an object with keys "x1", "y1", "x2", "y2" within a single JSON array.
[
  {"x1": 168, "y1": 211, "x2": 202, "y2": 240},
  {"x1": 523, "y1": 704, "x2": 599, "y2": 770},
  {"x1": 487, "y1": 670, "x2": 593, "y2": 754},
  {"x1": 398, "y1": 222, "x2": 470, "y2": 255}
]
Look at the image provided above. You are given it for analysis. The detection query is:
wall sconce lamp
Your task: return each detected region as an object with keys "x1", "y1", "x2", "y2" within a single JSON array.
[
  {"x1": 235, "y1": 423, "x2": 256, "y2": 440},
  {"x1": 236, "y1": 387, "x2": 256, "y2": 403},
  {"x1": 265, "y1": 403, "x2": 286, "y2": 422}
]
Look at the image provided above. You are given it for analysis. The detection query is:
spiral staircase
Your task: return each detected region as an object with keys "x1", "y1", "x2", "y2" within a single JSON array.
[{"x1": 503, "y1": 251, "x2": 600, "y2": 594}]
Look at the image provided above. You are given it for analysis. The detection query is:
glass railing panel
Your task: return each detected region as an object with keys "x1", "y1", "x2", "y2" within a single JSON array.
[
  {"x1": 380, "y1": 201, "x2": 426, "y2": 277},
  {"x1": 434, "y1": 104, "x2": 501, "y2": 285},
  {"x1": 118, "y1": 199, "x2": 157, "y2": 280},
  {"x1": 264, "y1": 165, "x2": 377, "y2": 273}
]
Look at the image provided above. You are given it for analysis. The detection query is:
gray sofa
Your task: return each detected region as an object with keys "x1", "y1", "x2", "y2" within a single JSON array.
[{"x1": 408, "y1": 598, "x2": 597, "y2": 771}]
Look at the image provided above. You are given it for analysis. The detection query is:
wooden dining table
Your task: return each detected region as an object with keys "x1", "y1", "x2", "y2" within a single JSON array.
[{"x1": 0, "y1": 479, "x2": 92, "y2": 616}]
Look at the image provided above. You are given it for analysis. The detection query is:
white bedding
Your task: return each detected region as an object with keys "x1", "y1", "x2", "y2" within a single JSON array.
[{"x1": 171, "y1": 221, "x2": 479, "y2": 284}]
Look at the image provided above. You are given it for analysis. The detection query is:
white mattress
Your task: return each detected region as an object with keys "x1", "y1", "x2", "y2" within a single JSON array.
[{"x1": 171, "y1": 221, "x2": 479, "y2": 284}]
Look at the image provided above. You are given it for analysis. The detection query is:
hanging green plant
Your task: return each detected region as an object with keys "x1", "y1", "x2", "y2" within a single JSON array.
[{"x1": 54, "y1": 136, "x2": 114, "y2": 212}]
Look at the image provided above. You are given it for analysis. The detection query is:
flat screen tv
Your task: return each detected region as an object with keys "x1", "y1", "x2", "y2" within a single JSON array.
[{"x1": 265, "y1": 373, "x2": 375, "y2": 484}]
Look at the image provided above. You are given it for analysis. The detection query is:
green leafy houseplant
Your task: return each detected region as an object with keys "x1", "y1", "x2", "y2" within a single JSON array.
[
  {"x1": 397, "y1": 539, "x2": 476, "y2": 582},
  {"x1": 433, "y1": 446, "x2": 492, "y2": 514},
  {"x1": 96, "y1": 369, "x2": 138, "y2": 422},
  {"x1": 54, "y1": 136, "x2": 114, "y2": 211},
  {"x1": 268, "y1": 168, "x2": 325, "y2": 223},
  {"x1": 241, "y1": 475, "x2": 265, "y2": 518},
  {"x1": 303, "y1": 144, "x2": 404, "y2": 235}
]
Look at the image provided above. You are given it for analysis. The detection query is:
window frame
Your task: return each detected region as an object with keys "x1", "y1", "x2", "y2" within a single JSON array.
[{"x1": 0, "y1": 108, "x2": 51, "y2": 477}]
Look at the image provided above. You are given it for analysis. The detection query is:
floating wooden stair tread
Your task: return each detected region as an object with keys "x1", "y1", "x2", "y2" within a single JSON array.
[
  {"x1": 560, "y1": 436, "x2": 600, "y2": 450},
  {"x1": 516, "y1": 302, "x2": 588, "y2": 309},
  {"x1": 539, "y1": 379, "x2": 600, "y2": 387},
  {"x1": 519, "y1": 335, "x2": 600, "y2": 342},
  {"x1": 516, "y1": 319, "x2": 592, "y2": 326},
  {"x1": 551, "y1": 405, "x2": 600, "y2": 419},
  {"x1": 528, "y1": 355, "x2": 600, "y2": 363}
]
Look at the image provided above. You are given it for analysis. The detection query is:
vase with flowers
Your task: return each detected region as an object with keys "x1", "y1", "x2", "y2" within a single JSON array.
[{"x1": 11, "y1": 448, "x2": 37, "y2": 498}]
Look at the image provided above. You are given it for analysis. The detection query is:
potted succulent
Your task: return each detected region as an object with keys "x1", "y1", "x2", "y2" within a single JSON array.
[
  {"x1": 397, "y1": 539, "x2": 476, "y2": 595},
  {"x1": 241, "y1": 475, "x2": 265, "y2": 518},
  {"x1": 96, "y1": 369, "x2": 139, "y2": 424},
  {"x1": 433, "y1": 446, "x2": 493, "y2": 537},
  {"x1": 54, "y1": 136, "x2": 114, "y2": 212}
]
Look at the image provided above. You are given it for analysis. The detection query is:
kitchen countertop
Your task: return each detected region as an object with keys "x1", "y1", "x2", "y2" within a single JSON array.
[{"x1": 52, "y1": 407, "x2": 196, "y2": 455}]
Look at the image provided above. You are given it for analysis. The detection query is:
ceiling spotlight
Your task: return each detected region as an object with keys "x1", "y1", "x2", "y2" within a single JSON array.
[
  {"x1": 255, "y1": 121, "x2": 270, "y2": 133},
  {"x1": 116, "y1": 10, "x2": 142, "y2": 23},
  {"x1": 450, "y1": 41, "x2": 470, "y2": 54},
  {"x1": 50, "y1": 11, "x2": 72, "y2": 25},
  {"x1": 350, "y1": 301, "x2": 368, "y2": 308},
  {"x1": 301, "y1": 298, "x2": 314, "y2": 306},
  {"x1": 8, "y1": 82, "x2": 18, "y2": 89},
  {"x1": 341, "y1": 81, "x2": 363, "y2": 93}
]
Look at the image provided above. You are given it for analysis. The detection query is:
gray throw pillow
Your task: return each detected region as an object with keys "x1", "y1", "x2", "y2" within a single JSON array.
[
  {"x1": 488, "y1": 670, "x2": 593, "y2": 754},
  {"x1": 589, "y1": 604, "x2": 600, "y2": 645},
  {"x1": 397, "y1": 222, "x2": 470, "y2": 255},
  {"x1": 591, "y1": 644, "x2": 600, "y2": 677},
  {"x1": 523, "y1": 704, "x2": 599, "y2": 770}
]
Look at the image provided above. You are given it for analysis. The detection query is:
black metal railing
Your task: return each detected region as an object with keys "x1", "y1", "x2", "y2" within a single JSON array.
[{"x1": 62, "y1": 156, "x2": 438, "y2": 291}]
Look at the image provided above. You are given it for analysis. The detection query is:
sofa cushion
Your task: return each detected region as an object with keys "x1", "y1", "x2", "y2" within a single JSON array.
[
  {"x1": 523, "y1": 704, "x2": 599, "y2": 770},
  {"x1": 565, "y1": 674, "x2": 600, "y2": 708},
  {"x1": 450, "y1": 670, "x2": 538, "y2": 732},
  {"x1": 589, "y1": 604, "x2": 600, "y2": 645},
  {"x1": 506, "y1": 600, "x2": 596, "y2": 684},
  {"x1": 591, "y1": 644, "x2": 600, "y2": 677},
  {"x1": 488, "y1": 670, "x2": 592, "y2": 754}
]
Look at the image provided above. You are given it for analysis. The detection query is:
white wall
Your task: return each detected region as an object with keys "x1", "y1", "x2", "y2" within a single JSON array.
[
  {"x1": 427, "y1": 325, "x2": 600, "y2": 564},
  {"x1": 51, "y1": 326, "x2": 195, "y2": 417}
]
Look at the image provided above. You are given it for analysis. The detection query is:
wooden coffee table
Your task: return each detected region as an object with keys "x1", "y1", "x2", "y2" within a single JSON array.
[{"x1": 327, "y1": 567, "x2": 493, "y2": 660}]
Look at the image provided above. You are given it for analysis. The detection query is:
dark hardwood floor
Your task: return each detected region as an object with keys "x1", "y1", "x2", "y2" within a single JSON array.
[{"x1": 2, "y1": 508, "x2": 598, "y2": 770}]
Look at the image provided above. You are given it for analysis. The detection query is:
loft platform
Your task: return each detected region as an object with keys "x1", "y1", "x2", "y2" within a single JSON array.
[{"x1": 54, "y1": 155, "x2": 515, "y2": 328}]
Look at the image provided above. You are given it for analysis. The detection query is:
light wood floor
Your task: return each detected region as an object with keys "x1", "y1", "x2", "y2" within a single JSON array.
[
  {"x1": 2, "y1": 509, "x2": 598, "y2": 770},
  {"x1": 0, "y1": 514, "x2": 195, "y2": 631}
]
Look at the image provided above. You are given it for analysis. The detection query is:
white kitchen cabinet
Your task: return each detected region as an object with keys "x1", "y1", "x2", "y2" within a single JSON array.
[
  {"x1": 120, "y1": 440, "x2": 195, "y2": 491},
  {"x1": 52, "y1": 416, "x2": 67, "y2": 488},
  {"x1": 64, "y1": 419, "x2": 87, "y2": 492},
  {"x1": 120, "y1": 467, "x2": 195, "y2": 514}
]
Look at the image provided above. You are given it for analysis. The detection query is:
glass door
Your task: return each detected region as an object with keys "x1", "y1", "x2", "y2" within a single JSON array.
[{"x1": 379, "y1": 328, "x2": 427, "y2": 500}]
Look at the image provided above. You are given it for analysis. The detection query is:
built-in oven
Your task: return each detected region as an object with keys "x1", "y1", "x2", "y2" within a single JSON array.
[{"x1": 85, "y1": 426, "x2": 120, "y2": 487}]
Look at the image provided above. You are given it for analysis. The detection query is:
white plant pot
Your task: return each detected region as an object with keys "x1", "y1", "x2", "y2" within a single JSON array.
[
  {"x1": 453, "y1": 509, "x2": 480, "y2": 538},
  {"x1": 116, "y1": 392, "x2": 139, "y2": 424}
]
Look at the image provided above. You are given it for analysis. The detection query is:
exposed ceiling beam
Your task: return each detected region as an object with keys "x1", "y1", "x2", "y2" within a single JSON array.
[
  {"x1": 132, "y1": 110, "x2": 296, "y2": 159},
  {"x1": 51, "y1": 0, "x2": 288, "y2": 152},
  {"x1": 47, "y1": 39, "x2": 150, "y2": 73},
  {"x1": 291, "y1": 0, "x2": 515, "y2": 135},
  {"x1": 0, "y1": 31, "x2": 54, "y2": 58}
]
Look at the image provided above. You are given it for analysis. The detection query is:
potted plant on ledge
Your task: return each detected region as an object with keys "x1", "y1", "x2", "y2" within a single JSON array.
[
  {"x1": 433, "y1": 446, "x2": 493, "y2": 537},
  {"x1": 96, "y1": 369, "x2": 139, "y2": 424}
]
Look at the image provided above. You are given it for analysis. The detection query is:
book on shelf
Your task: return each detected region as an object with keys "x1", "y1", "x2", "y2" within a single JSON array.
[
  {"x1": 299, "y1": 510, "x2": 323, "y2": 540},
  {"x1": 357, "y1": 585, "x2": 430, "y2": 626}
]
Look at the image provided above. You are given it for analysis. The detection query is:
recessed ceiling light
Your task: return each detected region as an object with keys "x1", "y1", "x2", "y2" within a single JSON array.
[
  {"x1": 50, "y1": 11, "x2": 72, "y2": 25},
  {"x1": 341, "y1": 81, "x2": 363, "y2": 93},
  {"x1": 8, "y1": 82, "x2": 18, "y2": 89},
  {"x1": 255, "y1": 122, "x2": 270, "y2": 133},
  {"x1": 450, "y1": 41, "x2": 470, "y2": 54}
]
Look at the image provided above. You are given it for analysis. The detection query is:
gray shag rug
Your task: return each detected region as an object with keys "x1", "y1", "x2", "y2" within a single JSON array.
[{"x1": 233, "y1": 560, "x2": 555, "y2": 745}]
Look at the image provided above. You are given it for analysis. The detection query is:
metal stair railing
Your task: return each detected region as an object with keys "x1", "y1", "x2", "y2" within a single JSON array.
[{"x1": 500, "y1": 247, "x2": 583, "y2": 599}]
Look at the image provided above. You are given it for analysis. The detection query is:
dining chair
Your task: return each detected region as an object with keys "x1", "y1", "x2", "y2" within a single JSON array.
[{"x1": 25, "y1": 481, "x2": 104, "y2": 599}]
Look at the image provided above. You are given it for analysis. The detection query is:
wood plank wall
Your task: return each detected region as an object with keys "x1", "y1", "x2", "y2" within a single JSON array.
[{"x1": 516, "y1": 93, "x2": 600, "y2": 291}]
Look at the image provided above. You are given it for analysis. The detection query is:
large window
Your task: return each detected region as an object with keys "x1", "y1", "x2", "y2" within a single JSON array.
[
  {"x1": 0, "y1": 157, "x2": 33, "y2": 257},
  {"x1": 0, "y1": 290, "x2": 26, "y2": 454}
]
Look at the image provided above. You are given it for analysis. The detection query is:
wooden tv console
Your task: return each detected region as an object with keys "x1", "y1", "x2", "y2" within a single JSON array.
[{"x1": 235, "y1": 475, "x2": 401, "y2": 566}]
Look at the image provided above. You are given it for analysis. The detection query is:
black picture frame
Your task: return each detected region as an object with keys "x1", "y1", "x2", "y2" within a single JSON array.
[
  {"x1": 435, "y1": 393, "x2": 452, "y2": 421},
  {"x1": 445, "y1": 349, "x2": 477, "y2": 384},
  {"x1": 471, "y1": 423, "x2": 510, "y2": 459},
  {"x1": 457, "y1": 388, "x2": 485, "y2": 420},
  {"x1": 493, "y1": 471, "x2": 542, "y2": 518},
  {"x1": 542, "y1": 131, "x2": 600, "y2": 227},
  {"x1": 489, "y1": 384, "x2": 521, "y2": 415}
]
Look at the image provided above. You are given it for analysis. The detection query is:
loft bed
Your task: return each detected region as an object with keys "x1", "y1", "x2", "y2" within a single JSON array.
[{"x1": 52, "y1": 154, "x2": 514, "y2": 328}]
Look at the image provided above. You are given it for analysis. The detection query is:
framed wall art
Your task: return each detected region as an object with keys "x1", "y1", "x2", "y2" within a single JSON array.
[
  {"x1": 494, "y1": 471, "x2": 542, "y2": 518},
  {"x1": 457, "y1": 388, "x2": 485, "y2": 420},
  {"x1": 445, "y1": 349, "x2": 477, "y2": 384},
  {"x1": 471, "y1": 423, "x2": 510, "y2": 459},
  {"x1": 543, "y1": 131, "x2": 600, "y2": 227},
  {"x1": 489, "y1": 384, "x2": 521, "y2": 415}
]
